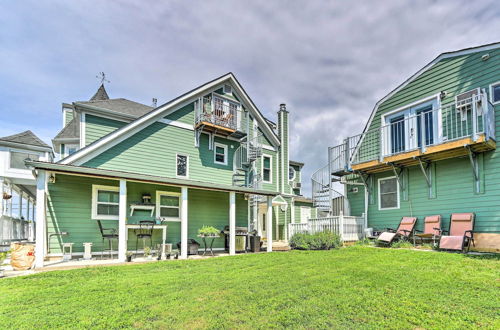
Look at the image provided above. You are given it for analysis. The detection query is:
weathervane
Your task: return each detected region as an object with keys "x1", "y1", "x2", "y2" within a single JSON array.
[{"x1": 96, "y1": 72, "x2": 110, "y2": 84}]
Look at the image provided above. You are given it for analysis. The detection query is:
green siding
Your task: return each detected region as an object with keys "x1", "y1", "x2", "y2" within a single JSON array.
[
  {"x1": 85, "y1": 114, "x2": 127, "y2": 145},
  {"x1": 46, "y1": 174, "x2": 248, "y2": 253},
  {"x1": 64, "y1": 110, "x2": 74, "y2": 126},
  {"x1": 348, "y1": 48, "x2": 500, "y2": 234},
  {"x1": 260, "y1": 149, "x2": 278, "y2": 192},
  {"x1": 164, "y1": 103, "x2": 194, "y2": 125}
]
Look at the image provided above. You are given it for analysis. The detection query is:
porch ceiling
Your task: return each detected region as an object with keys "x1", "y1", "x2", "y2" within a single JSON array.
[{"x1": 25, "y1": 161, "x2": 278, "y2": 196}]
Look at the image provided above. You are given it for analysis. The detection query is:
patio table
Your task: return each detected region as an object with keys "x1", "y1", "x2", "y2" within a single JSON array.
[
  {"x1": 198, "y1": 235, "x2": 218, "y2": 256},
  {"x1": 126, "y1": 224, "x2": 168, "y2": 258}
]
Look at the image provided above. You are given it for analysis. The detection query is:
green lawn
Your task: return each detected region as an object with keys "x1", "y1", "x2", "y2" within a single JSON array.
[{"x1": 1, "y1": 247, "x2": 499, "y2": 329}]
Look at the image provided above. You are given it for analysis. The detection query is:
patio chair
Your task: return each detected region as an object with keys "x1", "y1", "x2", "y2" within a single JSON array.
[
  {"x1": 413, "y1": 215, "x2": 441, "y2": 246},
  {"x1": 134, "y1": 220, "x2": 155, "y2": 257},
  {"x1": 377, "y1": 217, "x2": 417, "y2": 246},
  {"x1": 97, "y1": 220, "x2": 118, "y2": 260},
  {"x1": 439, "y1": 213, "x2": 475, "y2": 253}
]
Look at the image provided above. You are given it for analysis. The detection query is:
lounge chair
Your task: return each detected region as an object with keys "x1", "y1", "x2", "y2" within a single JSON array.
[
  {"x1": 439, "y1": 213, "x2": 475, "y2": 252},
  {"x1": 377, "y1": 217, "x2": 417, "y2": 246},
  {"x1": 413, "y1": 215, "x2": 441, "y2": 245}
]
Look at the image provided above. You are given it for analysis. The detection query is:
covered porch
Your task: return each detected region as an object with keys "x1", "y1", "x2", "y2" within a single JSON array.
[{"x1": 28, "y1": 161, "x2": 277, "y2": 268}]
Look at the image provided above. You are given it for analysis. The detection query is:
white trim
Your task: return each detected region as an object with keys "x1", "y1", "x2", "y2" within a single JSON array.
[
  {"x1": 262, "y1": 154, "x2": 272, "y2": 184},
  {"x1": 214, "y1": 142, "x2": 228, "y2": 165},
  {"x1": 80, "y1": 112, "x2": 86, "y2": 148},
  {"x1": 359, "y1": 43, "x2": 500, "y2": 143},
  {"x1": 262, "y1": 144, "x2": 276, "y2": 151},
  {"x1": 378, "y1": 176, "x2": 400, "y2": 211},
  {"x1": 229, "y1": 191, "x2": 236, "y2": 255},
  {"x1": 80, "y1": 108, "x2": 131, "y2": 124},
  {"x1": 300, "y1": 206, "x2": 311, "y2": 224},
  {"x1": 155, "y1": 190, "x2": 181, "y2": 221},
  {"x1": 157, "y1": 118, "x2": 194, "y2": 130},
  {"x1": 489, "y1": 81, "x2": 500, "y2": 105},
  {"x1": 91, "y1": 184, "x2": 120, "y2": 220},
  {"x1": 175, "y1": 153, "x2": 189, "y2": 178},
  {"x1": 61, "y1": 73, "x2": 280, "y2": 166},
  {"x1": 7, "y1": 148, "x2": 43, "y2": 172},
  {"x1": 180, "y1": 187, "x2": 188, "y2": 259}
]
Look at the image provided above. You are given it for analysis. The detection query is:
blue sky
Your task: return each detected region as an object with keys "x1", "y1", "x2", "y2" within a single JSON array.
[{"x1": 1, "y1": 0, "x2": 499, "y2": 195}]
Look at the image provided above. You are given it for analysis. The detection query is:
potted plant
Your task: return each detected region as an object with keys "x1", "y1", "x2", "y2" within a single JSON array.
[
  {"x1": 144, "y1": 247, "x2": 152, "y2": 260},
  {"x1": 126, "y1": 251, "x2": 133, "y2": 262},
  {"x1": 197, "y1": 225, "x2": 220, "y2": 238}
]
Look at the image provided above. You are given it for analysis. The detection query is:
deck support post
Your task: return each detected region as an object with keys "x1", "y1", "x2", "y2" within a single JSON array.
[
  {"x1": 466, "y1": 146, "x2": 480, "y2": 193},
  {"x1": 266, "y1": 196, "x2": 273, "y2": 252},
  {"x1": 389, "y1": 163, "x2": 405, "y2": 192},
  {"x1": 118, "y1": 180, "x2": 127, "y2": 262},
  {"x1": 229, "y1": 191, "x2": 236, "y2": 256},
  {"x1": 416, "y1": 157, "x2": 432, "y2": 188},
  {"x1": 180, "y1": 187, "x2": 188, "y2": 259},
  {"x1": 34, "y1": 170, "x2": 47, "y2": 269}
]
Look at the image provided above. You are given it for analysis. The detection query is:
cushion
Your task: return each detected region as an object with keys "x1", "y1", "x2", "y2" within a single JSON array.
[
  {"x1": 451, "y1": 213, "x2": 473, "y2": 221},
  {"x1": 401, "y1": 217, "x2": 416, "y2": 224},
  {"x1": 425, "y1": 215, "x2": 440, "y2": 223}
]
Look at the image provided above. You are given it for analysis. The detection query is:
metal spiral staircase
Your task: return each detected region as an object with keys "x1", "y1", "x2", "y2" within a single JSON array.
[{"x1": 233, "y1": 134, "x2": 263, "y2": 184}]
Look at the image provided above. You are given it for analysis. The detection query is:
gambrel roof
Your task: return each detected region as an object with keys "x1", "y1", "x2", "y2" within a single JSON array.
[
  {"x1": 60, "y1": 73, "x2": 281, "y2": 166},
  {"x1": 360, "y1": 42, "x2": 500, "y2": 135},
  {"x1": 0, "y1": 130, "x2": 51, "y2": 149}
]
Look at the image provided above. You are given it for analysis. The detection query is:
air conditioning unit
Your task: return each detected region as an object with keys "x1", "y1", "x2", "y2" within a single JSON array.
[
  {"x1": 455, "y1": 88, "x2": 481, "y2": 120},
  {"x1": 293, "y1": 182, "x2": 301, "y2": 189}
]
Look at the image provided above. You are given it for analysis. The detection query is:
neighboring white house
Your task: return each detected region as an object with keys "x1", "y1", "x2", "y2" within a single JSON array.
[{"x1": 0, "y1": 130, "x2": 53, "y2": 250}]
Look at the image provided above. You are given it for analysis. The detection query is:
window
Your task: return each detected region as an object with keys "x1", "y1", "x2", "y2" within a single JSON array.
[
  {"x1": 92, "y1": 185, "x2": 120, "y2": 220},
  {"x1": 214, "y1": 143, "x2": 228, "y2": 165},
  {"x1": 288, "y1": 166, "x2": 296, "y2": 181},
  {"x1": 176, "y1": 154, "x2": 188, "y2": 178},
  {"x1": 263, "y1": 155, "x2": 272, "y2": 183},
  {"x1": 9, "y1": 151, "x2": 39, "y2": 169},
  {"x1": 65, "y1": 144, "x2": 79, "y2": 157},
  {"x1": 490, "y1": 82, "x2": 500, "y2": 104},
  {"x1": 378, "y1": 177, "x2": 399, "y2": 210},
  {"x1": 223, "y1": 84, "x2": 232, "y2": 94},
  {"x1": 156, "y1": 191, "x2": 181, "y2": 221}
]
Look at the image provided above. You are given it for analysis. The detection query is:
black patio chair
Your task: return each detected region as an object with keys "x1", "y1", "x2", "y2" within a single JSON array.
[
  {"x1": 135, "y1": 220, "x2": 155, "y2": 256},
  {"x1": 97, "y1": 220, "x2": 118, "y2": 260}
]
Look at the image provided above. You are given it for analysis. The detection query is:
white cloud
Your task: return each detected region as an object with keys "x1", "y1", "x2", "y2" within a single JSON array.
[{"x1": 0, "y1": 0, "x2": 499, "y2": 196}]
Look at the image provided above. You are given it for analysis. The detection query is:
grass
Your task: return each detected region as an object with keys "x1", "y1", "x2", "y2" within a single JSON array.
[{"x1": 1, "y1": 247, "x2": 499, "y2": 329}]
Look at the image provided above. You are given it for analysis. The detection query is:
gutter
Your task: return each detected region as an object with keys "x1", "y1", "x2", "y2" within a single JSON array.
[{"x1": 26, "y1": 161, "x2": 278, "y2": 197}]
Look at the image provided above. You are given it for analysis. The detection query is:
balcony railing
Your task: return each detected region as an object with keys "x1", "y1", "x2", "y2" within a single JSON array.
[
  {"x1": 195, "y1": 96, "x2": 242, "y2": 131},
  {"x1": 329, "y1": 93, "x2": 495, "y2": 174}
]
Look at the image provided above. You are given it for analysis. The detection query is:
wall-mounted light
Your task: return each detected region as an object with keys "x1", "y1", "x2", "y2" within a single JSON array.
[
  {"x1": 440, "y1": 91, "x2": 447, "y2": 100},
  {"x1": 48, "y1": 173, "x2": 56, "y2": 183},
  {"x1": 482, "y1": 53, "x2": 490, "y2": 61}
]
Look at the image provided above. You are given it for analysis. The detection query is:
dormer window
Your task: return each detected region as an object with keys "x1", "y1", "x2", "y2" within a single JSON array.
[{"x1": 223, "y1": 84, "x2": 232, "y2": 94}]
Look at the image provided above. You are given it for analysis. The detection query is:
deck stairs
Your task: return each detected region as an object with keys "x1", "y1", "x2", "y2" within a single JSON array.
[{"x1": 232, "y1": 134, "x2": 263, "y2": 192}]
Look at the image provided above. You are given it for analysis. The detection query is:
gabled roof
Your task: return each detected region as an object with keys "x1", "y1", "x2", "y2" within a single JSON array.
[
  {"x1": 75, "y1": 98, "x2": 154, "y2": 118},
  {"x1": 90, "y1": 84, "x2": 110, "y2": 101},
  {"x1": 53, "y1": 118, "x2": 79, "y2": 141},
  {"x1": 60, "y1": 73, "x2": 281, "y2": 166},
  {"x1": 360, "y1": 42, "x2": 500, "y2": 135},
  {"x1": 0, "y1": 130, "x2": 51, "y2": 149}
]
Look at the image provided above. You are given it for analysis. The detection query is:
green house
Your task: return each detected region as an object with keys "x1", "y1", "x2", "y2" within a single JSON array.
[
  {"x1": 30, "y1": 73, "x2": 316, "y2": 267},
  {"x1": 312, "y1": 42, "x2": 500, "y2": 252}
]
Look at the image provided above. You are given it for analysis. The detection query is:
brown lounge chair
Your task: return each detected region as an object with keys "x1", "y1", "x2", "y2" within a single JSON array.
[
  {"x1": 377, "y1": 217, "x2": 417, "y2": 245},
  {"x1": 413, "y1": 215, "x2": 441, "y2": 245},
  {"x1": 439, "y1": 213, "x2": 475, "y2": 252}
]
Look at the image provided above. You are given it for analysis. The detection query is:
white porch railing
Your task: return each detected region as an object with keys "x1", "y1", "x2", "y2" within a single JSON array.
[{"x1": 288, "y1": 212, "x2": 365, "y2": 242}]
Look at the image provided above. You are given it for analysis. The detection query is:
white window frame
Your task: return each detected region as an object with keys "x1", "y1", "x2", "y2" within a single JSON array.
[
  {"x1": 64, "y1": 143, "x2": 79, "y2": 158},
  {"x1": 490, "y1": 81, "x2": 500, "y2": 105},
  {"x1": 300, "y1": 206, "x2": 311, "y2": 224},
  {"x1": 91, "y1": 185, "x2": 120, "y2": 220},
  {"x1": 288, "y1": 166, "x2": 296, "y2": 182},
  {"x1": 214, "y1": 142, "x2": 228, "y2": 165},
  {"x1": 7, "y1": 148, "x2": 42, "y2": 172},
  {"x1": 155, "y1": 191, "x2": 181, "y2": 222},
  {"x1": 262, "y1": 155, "x2": 272, "y2": 184},
  {"x1": 378, "y1": 176, "x2": 400, "y2": 211},
  {"x1": 223, "y1": 84, "x2": 232, "y2": 94},
  {"x1": 175, "y1": 153, "x2": 189, "y2": 178}
]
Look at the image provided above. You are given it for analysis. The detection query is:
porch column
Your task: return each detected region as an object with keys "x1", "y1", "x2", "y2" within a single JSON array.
[
  {"x1": 229, "y1": 191, "x2": 236, "y2": 255},
  {"x1": 35, "y1": 170, "x2": 47, "y2": 268},
  {"x1": 118, "y1": 180, "x2": 127, "y2": 262},
  {"x1": 266, "y1": 196, "x2": 273, "y2": 252},
  {"x1": 180, "y1": 187, "x2": 188, "y2": 259}
]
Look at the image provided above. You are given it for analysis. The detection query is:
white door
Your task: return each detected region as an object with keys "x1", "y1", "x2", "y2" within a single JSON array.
[{"x1": 300, "y1": 207, "x2": 311, "y2": 224}]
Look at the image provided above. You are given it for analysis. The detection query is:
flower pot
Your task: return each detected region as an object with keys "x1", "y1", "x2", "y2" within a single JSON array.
[{"x1": 126, "y1": 255, "x2": 132, "y2": 262}]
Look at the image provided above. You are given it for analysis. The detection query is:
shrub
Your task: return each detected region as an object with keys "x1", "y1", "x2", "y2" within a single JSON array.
[
  {"x1": 198, "y1": 225, "x2": 220, "y2": 237},
  {"x1": 290, "y1": 231, "x2": 342, "y2": 250},
  {"x1": 391, "y1": 240, "x2": 414, "y2": 249}
]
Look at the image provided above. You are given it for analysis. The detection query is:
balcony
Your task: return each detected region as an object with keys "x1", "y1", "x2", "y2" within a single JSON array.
[
  {"x1": 194, "y1": 95, "x2": 245, "y2": 138},
  {"x1": 330, "y1": 93, "x2": 496, "y2": 175}
]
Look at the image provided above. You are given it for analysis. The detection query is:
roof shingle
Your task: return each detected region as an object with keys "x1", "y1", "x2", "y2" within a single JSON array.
[{"x1": 0, "y1": 130, "x2": 51, "y2": 148}]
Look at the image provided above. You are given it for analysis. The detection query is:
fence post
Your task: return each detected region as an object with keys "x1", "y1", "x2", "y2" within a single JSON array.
[{"x1": 339, "y1": 211, "x2": 344, "y2": 241}]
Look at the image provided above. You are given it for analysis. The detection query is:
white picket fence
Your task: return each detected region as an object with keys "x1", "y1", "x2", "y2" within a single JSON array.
[{"x1": 288, "y1": 212, "x2": 365, "y2": 242}]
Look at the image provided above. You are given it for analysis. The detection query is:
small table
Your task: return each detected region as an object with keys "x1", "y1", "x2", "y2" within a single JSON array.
[
  {"x1": 198, "y1": 235, "x2": 218, "y2": 256},
  {"x1": 126, "y1": 224, "x2": 168, "y2": 257}
]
